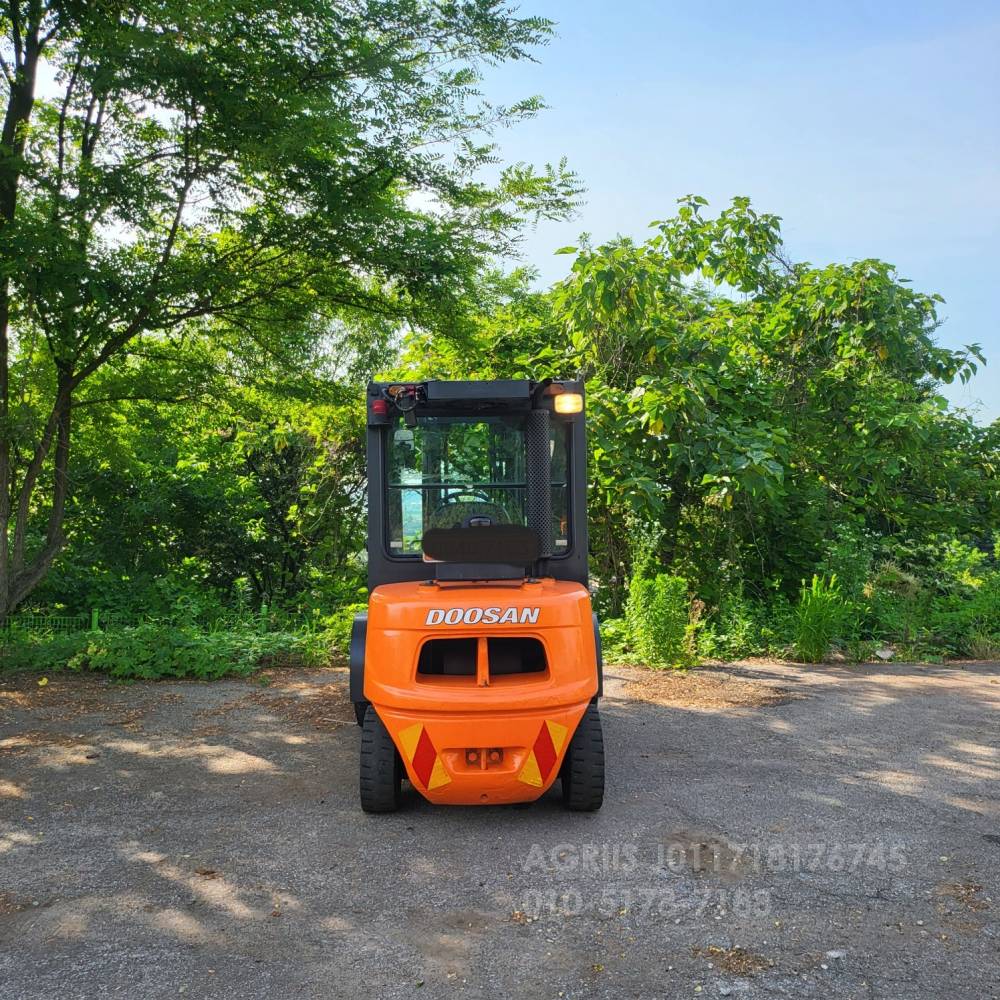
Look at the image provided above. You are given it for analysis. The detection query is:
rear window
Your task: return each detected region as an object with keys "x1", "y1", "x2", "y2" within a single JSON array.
[{"x1": 385, "y1": 415, "x2": 568, "y2": 556}]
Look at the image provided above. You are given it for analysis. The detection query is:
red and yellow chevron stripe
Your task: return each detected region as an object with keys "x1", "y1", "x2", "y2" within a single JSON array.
[
  {"x1": 517, "y1": 720, "x2": 569, "y2": 787},
  {"x1": 398, "y1": 723, "x2": 451, "y2": 790}
]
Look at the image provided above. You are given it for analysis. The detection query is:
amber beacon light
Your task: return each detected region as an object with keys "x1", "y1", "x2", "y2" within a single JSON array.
[{"x1": 553, "y1": 391, "x2": 583, "y2": 414}]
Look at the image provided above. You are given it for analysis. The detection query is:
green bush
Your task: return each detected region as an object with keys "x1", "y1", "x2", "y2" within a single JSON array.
[
  {"x1": 922, "y1": 571, "x2": 1000, "y2": 657},
  {"x1": 966, "y1": 632, "x2": 1000, "y2": 659},
  {"x1": 816, "y1": 523, "x2": 875, "y2": 605},
  {"x1": 0, "y1": 628, "x2": 91, "y2": 673},
  {"x1": 968, "y1": 573, "x2": 1000, "y2": 636},
  {"x1": 793, "y1": 574, "x2": 846, "y2": 663},
  {"x1": 316, "y1": 602, "x2": 368, "y2": 659},
  {"x1": 598, "y1": 617, "x2": 632, "y2": 663},
  {"x1": 626, "y1": 573, "x2": 694, "y2": 668},
  {"x1": 697, "y1": 590, "x2": 771, "y2": 660},
  {"x1": 67, "y1": 622, "x2": 331, "y2": 680},
  {"x1": 864, "y1": 561, "x2": 925, "y2": 644},
  {"x1": 922, "y1": 595, "x2": 968, "y2": 656}
]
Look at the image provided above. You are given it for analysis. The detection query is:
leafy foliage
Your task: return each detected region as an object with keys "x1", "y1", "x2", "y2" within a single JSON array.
[
  {"x1": 0, "y1": 0, "x2": 579, "y2": 618},
  {"x1": 65, "y1": 623, "x2": 331, "y2": 680},
  {"x1": 402, "y1": 194, "x2": 998, "y2": 664},
  {"x1": 626, "y1": 573, "x2": 694, "y2": 669},
  {"x1": 0, "y1": 13, "x2": 995, "y2": 687},
  {"x1": 0, "y1": 627, "x2": 90, "y2": 672},
  {"x1": 697, "y1": 590, "x2": 778, "y2": 661},
  {"x1": 793, "y1": 575, "x2": 846, "y2": 663}
]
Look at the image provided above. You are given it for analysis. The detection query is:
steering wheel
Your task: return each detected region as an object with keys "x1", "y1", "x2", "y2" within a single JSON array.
[
  {"x1": 431, "y1": 488, "x2": 493, "y2": 512},
  {"x1": 428, "y1": 489, "x2": 512, "y2": 529}
]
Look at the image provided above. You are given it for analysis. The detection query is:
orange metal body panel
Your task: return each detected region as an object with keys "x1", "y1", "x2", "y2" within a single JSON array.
[{"x1": 364, "y1": 577, "x2": 598, "y2": 805}]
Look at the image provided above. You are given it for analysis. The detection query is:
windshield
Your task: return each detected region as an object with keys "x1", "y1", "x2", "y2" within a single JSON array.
[{"x1": 386, "y1": 415, "x2": 569, "y2": 555}]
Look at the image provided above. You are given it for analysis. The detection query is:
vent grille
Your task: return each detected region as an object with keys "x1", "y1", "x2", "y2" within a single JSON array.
[{"x1": 417, "y1": 637, "x2": 547, "y2": 678}]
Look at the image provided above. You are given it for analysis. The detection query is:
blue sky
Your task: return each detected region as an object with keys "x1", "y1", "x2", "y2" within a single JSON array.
[{"x1": 481, "y1": 1, "x2": 1000, "y2": 421}]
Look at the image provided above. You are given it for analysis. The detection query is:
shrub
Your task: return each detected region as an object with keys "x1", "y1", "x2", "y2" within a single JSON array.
[
  {"x1": 597, "y1": 617, "x2": 631, "y2": 663},
  {"x1": 966, "y1": 632, "x2": 1000, "y2": 660},
  {"x1": 968, "y1": 572, "x2": 1000, "y2": 636},
  {"x1": 937, "y1": 537, "x2": 989, "y2": 589},
  {"x1": 67, "y1": 622, "x2": 330, "y2": 680},
  {"x1": 923, "y1": 571, "x2": 1000, "y2": 656},
  {"x1": 317, "y1": 602, "x2": 368, "y2": 660},
  {"x1": 626, "y1": 573, "x2": 694, "y2": 668},
  {"x1": 793, "y1": 574, "x2": 845, "y2": 663},
  {"x1": 764, "y1": 593, "x2": 798, "y2": 654},
  {"x1": 817, "y1": 522, "x2": 875, "y2": 604},
  {"x1": 0, "y1": 628, "x2": 90, "y2": 673},
  {"x1": 697, "y1": 590, "x2": 771, "y2": 661},
  {"x1": 923, "y1": 595, "x2": 970, "y2": 656},
  {"x1": 865, "y1": 560, "x2": 925, "y2": 644}
]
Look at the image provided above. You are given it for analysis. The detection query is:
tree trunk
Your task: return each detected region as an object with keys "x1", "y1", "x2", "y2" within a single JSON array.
[
  {"x1": 0, "y1": 288, "x2": 11, "y2": 624},
  {"x1": 0, "y1": 19, "x2": 44, "y2": 623}
]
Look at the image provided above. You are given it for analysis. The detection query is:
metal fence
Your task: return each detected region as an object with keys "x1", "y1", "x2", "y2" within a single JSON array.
[{"x1": 3, "y1": 610, "x2": 141, "y2": 634}]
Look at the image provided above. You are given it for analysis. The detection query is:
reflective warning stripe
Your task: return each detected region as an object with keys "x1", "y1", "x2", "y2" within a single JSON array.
[
  {"x1": 518, "y1": 719, "x2": 569, "y2": 787},
  {"x1": 398, "y1": 723, "x2": 451, "y2": 790},
  {"x1": 519, "y1": 751, "x2": 543, "y2": 787}
]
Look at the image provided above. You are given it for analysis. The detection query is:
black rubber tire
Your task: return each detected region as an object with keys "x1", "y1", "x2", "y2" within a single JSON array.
[
  {"x1": 359, "y1": 706, "x2": 402, "y2": 813},
  {"x1": 353, "y1": 700, "x2": 369, "y2": 727},
  {"x1": 561, "y1": 703, "x2": 605, "y2": 812}
]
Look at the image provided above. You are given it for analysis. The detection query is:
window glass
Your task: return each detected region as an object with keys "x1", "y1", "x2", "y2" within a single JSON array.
[{"x1": 386, "y1": 416, "x2": 569, "y2": 555}]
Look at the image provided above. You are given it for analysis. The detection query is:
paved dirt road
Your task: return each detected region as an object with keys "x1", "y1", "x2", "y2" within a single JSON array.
[{"x1": 1, "y1": 662, "x2": 998, "y2": 999}]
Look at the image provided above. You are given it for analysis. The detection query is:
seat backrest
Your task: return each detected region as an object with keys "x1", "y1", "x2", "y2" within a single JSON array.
[{"x1": 422, "y1": 524, "x2": 541, "y2": 565}]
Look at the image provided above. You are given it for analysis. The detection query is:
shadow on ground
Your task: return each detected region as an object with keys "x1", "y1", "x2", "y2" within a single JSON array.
[{"x1": 1, "y1": 661, "x2": 997, "y2": 999}]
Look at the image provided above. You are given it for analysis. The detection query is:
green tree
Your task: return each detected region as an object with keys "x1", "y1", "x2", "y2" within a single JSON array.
[
  {"x1": 42, "y1": 370, "x2": 368, "y2": 616},
  {"x1": 402, "y1": 196, "x2": 992, "y2": 613},
  {"x1": 0, "y1": 0, "x2": 578, "y2": 618}
]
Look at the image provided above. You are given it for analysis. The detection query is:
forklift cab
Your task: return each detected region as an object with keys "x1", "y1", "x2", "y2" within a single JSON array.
[{"x1": 352, "y1": 379, "x2": 604, "y2": 812}]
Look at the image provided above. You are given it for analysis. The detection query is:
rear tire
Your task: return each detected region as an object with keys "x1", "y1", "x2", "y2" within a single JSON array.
[
  {"x1": 360, "y1": 707, "x2": 402, "y2": 813},
  {"x1": 561, "y1": 704, "x2": 604, "y2": 812},
  {"x1": 353, "y1": 701, "x2": 369, "y2": 727}
]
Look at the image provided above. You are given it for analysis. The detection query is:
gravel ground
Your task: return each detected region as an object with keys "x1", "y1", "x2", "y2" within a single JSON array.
[{"x1": 1, "y1": 661, "x2": 998, "y2": 999}]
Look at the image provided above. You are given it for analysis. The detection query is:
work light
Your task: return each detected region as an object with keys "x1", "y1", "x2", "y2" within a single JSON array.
[{"x1": 553, "y1": 392, "x2": 583, "y2": 414}]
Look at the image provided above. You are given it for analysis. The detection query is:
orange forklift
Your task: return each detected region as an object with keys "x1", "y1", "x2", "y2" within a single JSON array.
[{"x1": 350, "y1": 379, "x2": 604, "y2": 812}]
